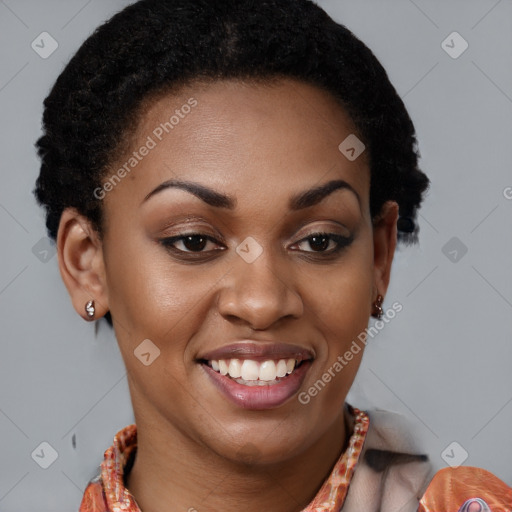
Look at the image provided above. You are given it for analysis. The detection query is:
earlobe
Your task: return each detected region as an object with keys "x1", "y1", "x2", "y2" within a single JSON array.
[
  {"x1": 56, "y1": 208, "x2": 109, "y2": 321},
  {"x1": 372, "y1": 200, "x2": 399, "y2": 302}
]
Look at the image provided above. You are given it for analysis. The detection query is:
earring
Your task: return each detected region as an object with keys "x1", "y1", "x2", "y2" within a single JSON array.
[
  {"x1": 85, "y1": 300, "x2": 95, "y2": 319},
  {"x1": 371, "y1": 294, "x2": 383, "y2": 319}
]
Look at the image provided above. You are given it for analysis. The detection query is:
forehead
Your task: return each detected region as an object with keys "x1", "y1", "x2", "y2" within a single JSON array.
[{"x1": 105, "y1": 78, "x2": 370, "y2": 211}]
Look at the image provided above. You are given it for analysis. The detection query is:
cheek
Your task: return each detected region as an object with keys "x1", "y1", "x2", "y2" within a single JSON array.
[
  {"x1": 322, "y1": 268, "x2": 373, "y2": 341},
  {"x1": 300, "y1": 270, "x2": 371, "y2": 416},
  {"x1": 306, "y1": 241, "x2": 374, "y2": 337},
  {"x1": 105, "y1": 233, "x2": 210, "y2": 334},
  {"x1": 301, "y1": 240, "x2": 374, "y2": 399},
  {"x1": 308, "y1": 270, "x2": 371, "y2": 384},
  {"x1": 106, "y1": 240, "x2": 211, "y2": 422},
  {"x1": 102, "y1": 238, "x2": 203, "y2": 393}
]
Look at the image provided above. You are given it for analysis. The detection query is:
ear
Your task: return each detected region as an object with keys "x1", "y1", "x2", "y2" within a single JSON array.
[
  {"x1": 372, "y1": 200, "x2": 399, "y2": 300},
  {"x1": 56, "y1": 208, "x2": 109, "y2": 321}
]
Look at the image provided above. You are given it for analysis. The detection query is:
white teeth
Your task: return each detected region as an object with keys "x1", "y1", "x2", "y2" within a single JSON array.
[
  {"x1": 218, "y1": 360, "x2": 229, "y2": 376},
  {"x1": 259, "y1": 360, "x2": 277, "y2": 381},
  {"x1": 208, "y1": 357, "x2": 302, "y2": 382},
  {"x1": 276, "y1": 359, "x2": 287, "y2": 378},
  {"x1": 233, "y1": 377, "x2": 280, "y2": 386},
  {"x1": 228, "y1": 359, "x2": 242, "y2": 378},
  {"x1": 241, "y1": 359, "x2": 260, "y2": 381}
]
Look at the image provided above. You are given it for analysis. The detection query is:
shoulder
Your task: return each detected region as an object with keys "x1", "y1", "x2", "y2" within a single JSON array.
[{"x1": 419, "y1": 466, "x2": 512, "y2": 512}]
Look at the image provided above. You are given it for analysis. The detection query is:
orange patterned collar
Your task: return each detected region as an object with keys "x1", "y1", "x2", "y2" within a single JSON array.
[{"x1": 79, "y1": 406, "x2": 370, "y2": 512}]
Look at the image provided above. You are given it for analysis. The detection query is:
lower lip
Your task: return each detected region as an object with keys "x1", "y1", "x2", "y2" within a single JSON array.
[{"x1": 201, "y1": 361, "x2": 312, "y2": 410}]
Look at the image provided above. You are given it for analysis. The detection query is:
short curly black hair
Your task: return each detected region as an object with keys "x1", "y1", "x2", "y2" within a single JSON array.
[{"x1": 34, "y1": 0, "x2": 429, "y2": 327}]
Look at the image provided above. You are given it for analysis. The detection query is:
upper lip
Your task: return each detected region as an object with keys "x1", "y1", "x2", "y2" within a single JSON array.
[{"x1": 198, "y1": 341, "x2": 315, "y2": 363}]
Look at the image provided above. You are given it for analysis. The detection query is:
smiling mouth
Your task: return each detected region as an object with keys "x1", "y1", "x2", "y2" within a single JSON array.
[{"x1": 200, "y1": 358, "x2": 305, "y2": 386}]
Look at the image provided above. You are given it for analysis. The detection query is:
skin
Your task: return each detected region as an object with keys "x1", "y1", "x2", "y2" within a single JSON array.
[{"x1": 57, "y1": 78, "x2": 398, "y2": 512}]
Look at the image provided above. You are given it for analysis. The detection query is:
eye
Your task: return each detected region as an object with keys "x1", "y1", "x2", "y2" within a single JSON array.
[
  {"x1": 159, "y1": 231, "x2": 353, "y2": 259},
  {"x1": 160, "y1": 233, "x2": 224, "y2": 253},
  {"x1": 293, "y1": 232, "x2": 353, "y2": 254}
]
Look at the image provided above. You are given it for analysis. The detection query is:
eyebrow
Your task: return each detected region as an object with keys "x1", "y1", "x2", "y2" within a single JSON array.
[{"x1": 142, "y1": 178, "x2": 361, "y2": 211}]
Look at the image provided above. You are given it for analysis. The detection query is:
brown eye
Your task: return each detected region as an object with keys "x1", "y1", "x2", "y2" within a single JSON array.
[
  {"x1": 180, "y1": 234, "x2": 208, "y2": 252},
  {"x1": 294, "y1": 232, "x2": 353, "y2": 254},
  {"x1": 307, "y1": 234, "x2": 330, "y2": 252},
  {"x1": 160, "y1": 233, "x2": 222, "y2": 253}
]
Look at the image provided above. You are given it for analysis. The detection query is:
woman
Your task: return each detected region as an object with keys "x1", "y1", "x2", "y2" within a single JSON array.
[{"x1": 33, "y1": 0, "x2": 511, "y2": 510}]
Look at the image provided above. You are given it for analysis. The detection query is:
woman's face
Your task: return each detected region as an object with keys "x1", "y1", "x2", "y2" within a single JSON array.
[{"x1": 63, "y1": 78, "x2": 397, "y2": 464}]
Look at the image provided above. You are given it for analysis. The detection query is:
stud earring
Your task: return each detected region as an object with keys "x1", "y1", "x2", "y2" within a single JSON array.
[
  {"x1": 85, "y1": 300, "x2": 95, "y2": 319},
  {"x1": 371, "y1": 294, "x2": 383, "y2": 319}
]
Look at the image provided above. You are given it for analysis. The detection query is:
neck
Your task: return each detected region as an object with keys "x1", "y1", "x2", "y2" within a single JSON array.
[{"x1": 125, "y1": 406, "x2": 351, "y2": 512}]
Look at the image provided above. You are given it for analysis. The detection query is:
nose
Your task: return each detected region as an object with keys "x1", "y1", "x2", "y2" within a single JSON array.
[{"x1": 216, "y1": 248, "x2": 304, "y2": 330}]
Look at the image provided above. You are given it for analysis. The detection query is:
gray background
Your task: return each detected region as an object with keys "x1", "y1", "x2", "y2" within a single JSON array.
[{"x1": 0, "y1": 0, "x2": 511, "y2": 510}]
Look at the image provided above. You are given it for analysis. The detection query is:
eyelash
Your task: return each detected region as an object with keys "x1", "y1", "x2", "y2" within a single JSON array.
[{"x1": 159, "y1": 231, "x2": 353, "y2": 259}]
